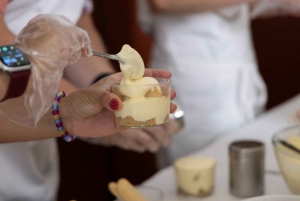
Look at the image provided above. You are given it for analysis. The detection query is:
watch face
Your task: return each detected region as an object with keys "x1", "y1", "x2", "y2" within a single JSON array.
[{"x1": 0, "y1": 45, "x2": 30, "y2": 67}]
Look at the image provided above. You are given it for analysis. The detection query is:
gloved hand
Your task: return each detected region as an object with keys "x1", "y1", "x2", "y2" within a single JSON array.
[{"x1": 0, "y1": 14, "x2": 92, "y2": 127}]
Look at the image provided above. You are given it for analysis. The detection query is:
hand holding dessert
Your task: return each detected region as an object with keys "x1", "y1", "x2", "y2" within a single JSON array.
[
  {"x1": 112, "y1": 45, "x2": 173, "y2": 127},
  {"x1": 0, "y1": 14, "x2": 94, "y2": 127},
  {"x1": 59, "y1": 68, "x2": 176, "y2": 138}
]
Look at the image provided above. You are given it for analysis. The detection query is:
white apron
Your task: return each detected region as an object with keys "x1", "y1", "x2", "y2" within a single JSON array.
[
  {"x1": 0, "y1": 0, "x2": 85, "y2": 200},
  {"x1": 138, "y1": 1, "x2": 267, "y2": 168}
]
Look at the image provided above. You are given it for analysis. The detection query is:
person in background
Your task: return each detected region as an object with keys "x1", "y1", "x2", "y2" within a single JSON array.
[
  {"x1": 137, "y1": 0, "x2": 300, "y2": 168},
  {"x1": 0, "y1": 0, "x2": 174, "y2": 200}
]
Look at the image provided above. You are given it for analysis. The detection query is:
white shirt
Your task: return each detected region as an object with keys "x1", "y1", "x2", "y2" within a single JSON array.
[
  {"x1": 0, "y1": 0, "x2": 86, "y2": 200},
  {"x1": 137, "y1": 0, "x2": 267, "y2": 167}
]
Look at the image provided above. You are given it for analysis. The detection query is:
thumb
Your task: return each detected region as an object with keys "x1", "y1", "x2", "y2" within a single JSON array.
[
  {"x1": 79, "y1": 29, "x2": 92, "y2": 57},
  {"x1": 99, "y1": 91, "x2": 122, "y2": 112}
]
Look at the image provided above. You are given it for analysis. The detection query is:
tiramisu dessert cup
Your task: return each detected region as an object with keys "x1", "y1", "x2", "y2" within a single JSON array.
[
  {"x1": 111, "y1": 44, "x2": 171, "y2": 128},
  {"x1": 174, "y1": 156, "x2": 215, "y2": 197}
]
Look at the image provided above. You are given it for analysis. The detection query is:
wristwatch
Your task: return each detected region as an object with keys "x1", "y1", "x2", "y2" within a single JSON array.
[{"x1": 0, "y1": 45, "x2": 31, "y2": 102}]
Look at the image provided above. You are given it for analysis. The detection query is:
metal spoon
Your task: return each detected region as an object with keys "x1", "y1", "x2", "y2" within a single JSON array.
[
  {"x1": 92, "y1": 50, "x2": 125, "y2": 65},
  {"x1": 279, "y1": 139, "x2": 300, "y2": 154}
]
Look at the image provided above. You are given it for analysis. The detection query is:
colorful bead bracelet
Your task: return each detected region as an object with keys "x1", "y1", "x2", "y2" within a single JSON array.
[{"x1": 52, "y1": 91, "x2": 76, "y2": 142}]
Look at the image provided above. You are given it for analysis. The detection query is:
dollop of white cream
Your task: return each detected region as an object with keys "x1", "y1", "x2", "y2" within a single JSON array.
[
  {"x1": 117, "y1": 44, "x2": 160, "y2": 98},
  {"x1": 116, "y1": 44, "x2": 169, "y2": 124},
  {"x1": 117, "y1": 44, "x2": 145, "y2": 81}
]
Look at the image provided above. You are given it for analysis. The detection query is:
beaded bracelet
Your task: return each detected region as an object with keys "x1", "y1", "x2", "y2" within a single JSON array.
[{"x1": 52, "y1": 91, "x2": 76, "y2": 142}]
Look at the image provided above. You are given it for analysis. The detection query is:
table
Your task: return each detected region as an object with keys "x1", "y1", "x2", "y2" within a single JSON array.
[{"x1": 143, "y1": 94, "x2": 300, "y2": 201}]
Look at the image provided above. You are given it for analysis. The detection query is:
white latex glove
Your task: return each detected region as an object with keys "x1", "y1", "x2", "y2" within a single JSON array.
[{"x1": 0, "y1": 14, "x2": 92, "y2": 127}]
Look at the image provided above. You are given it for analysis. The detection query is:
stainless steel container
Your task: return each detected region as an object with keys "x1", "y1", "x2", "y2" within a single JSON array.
[{"x1": 229, "y1": 140, "x2": 264, "y2": 198}]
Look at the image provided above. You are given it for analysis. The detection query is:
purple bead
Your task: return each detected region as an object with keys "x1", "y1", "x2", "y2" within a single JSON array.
[
  {"x1": 52, "y1": 110, "x2": 59, "y2": 115},
  {"x1": 56, "y1": 122, "x2": 63, "y2": 128}
]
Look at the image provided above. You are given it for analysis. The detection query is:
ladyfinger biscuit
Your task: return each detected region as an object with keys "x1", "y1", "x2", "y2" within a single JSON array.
[
  {"x1": 145, "y1": 87, "x2": 162, "y2": 97},
  {"x1": 108, "y1": 182, "x2": 122, "y2": 200},
  {"x1": 117, "y1": 178, "x2": 148, "y2": 201}
]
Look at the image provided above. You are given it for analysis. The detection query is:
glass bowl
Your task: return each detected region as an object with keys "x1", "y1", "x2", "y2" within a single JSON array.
[
  {"x1": 111, "y1": 78, "x2": 171, "y2": 128},
  {"x1": 272, "y1": 126, "x2": 300, "y2": 195},
  {"x1": 115, "y1": 186, "x2": 164, "y2": 201},
  {"x1": 241, "y1": 195, "x2": 300, "y2": 201}
]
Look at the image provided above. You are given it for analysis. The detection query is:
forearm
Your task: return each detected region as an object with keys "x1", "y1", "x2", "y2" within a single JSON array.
[
  {"x1": 0, "y1": 12, "x2": 14, "y2": 45},
  {"x1": 0, "y1": 77, "x2": 78, "y2": 143},
  {"x1": 0, "y1": 109, "x2": 60, "y2": 143},
  {"x1": 0, "y1": 71, "x2": 10, "y2": 100},
  {"x1": 149, "y1": 0, "x2": 259, "y2": 13},
  {"x1": 252, "y1": 0, "x2": 295, "y2": 18},
  {"x1": 63, "y1": 14, "x2": 115, "y2": 88},
  {"x1": 58, "y1": 77, "x2": 78, "y2": 94},
  {"x1": 0, "y1": 12, "x2": 14, "y2": 99}
]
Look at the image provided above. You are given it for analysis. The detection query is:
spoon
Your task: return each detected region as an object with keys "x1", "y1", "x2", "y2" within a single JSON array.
[
  {"x1": 92, "y1": 50, "x2": 125, "y2": 65},
  {"x1": 279, "y1": 139, "x2": 300, "y2": 154}
]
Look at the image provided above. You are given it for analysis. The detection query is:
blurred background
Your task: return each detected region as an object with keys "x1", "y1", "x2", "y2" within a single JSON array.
[{"x1": 57, "y1": 0, "x2": 300, "y2": 200}]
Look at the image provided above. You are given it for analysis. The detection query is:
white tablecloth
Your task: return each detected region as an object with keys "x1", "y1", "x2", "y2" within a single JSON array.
[{"x1": 143, "y1": 94, "x2": 300, "y2": 201}]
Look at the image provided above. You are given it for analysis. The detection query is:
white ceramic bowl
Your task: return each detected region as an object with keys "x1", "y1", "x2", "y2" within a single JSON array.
[{"x1": 241, "y1": 195, "x2": 300, "y2": 201}]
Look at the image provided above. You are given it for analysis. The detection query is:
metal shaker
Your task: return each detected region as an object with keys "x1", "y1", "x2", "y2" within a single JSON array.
[{"x1": 229, "y1": 140, "x2": 264, "y2": 198}]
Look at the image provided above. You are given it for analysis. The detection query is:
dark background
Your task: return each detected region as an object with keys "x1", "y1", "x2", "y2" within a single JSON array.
[{"x1": 57, "y1": 1, "x2": 300, "y2": 200}]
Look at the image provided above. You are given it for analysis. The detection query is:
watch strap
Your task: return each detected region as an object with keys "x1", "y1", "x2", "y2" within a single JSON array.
[{"x1": 1, "y1": 70, "x2": 31, "y2": 101}]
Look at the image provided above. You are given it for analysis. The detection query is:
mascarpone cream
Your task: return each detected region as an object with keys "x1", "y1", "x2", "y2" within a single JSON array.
[
  {"x1": 115, "y1": 44, "x2": 170, "y2": 126},
  {"x1": 115, "y1": 97, "x2": 169, "y2": 124}
]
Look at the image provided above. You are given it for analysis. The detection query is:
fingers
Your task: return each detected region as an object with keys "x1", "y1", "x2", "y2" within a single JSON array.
[
  {"x1": 170, "y1": 102, "x2": 177, "y2": 114},
  {"x1": 99, "y1": 90, "x2": 122, "y2": 112},
  {"x1": 114, "y1": 135, "x2": 147, "y2": 153},
  {"x1": 109, "y1": 70, "x2": 172, "y2": 80},
  {"x1": 163, "y1": 118, "x2": 181, "y2": 136},
  {"x1": 144, "y1": 69, "x2": 171, "y2": 79},
  {"x1": 296, "y1": 110, "x2": 300, "y2": 118},
  {"x1": 171, "y1": 89, "x2": 176, "y2": 100},
  {"x1": 134, "y1": 130, "x2": 160, "y2": 152},
  {"x1": 79, "y1": 29, "x2": 92, "y2": 57},
  {"x1": 116, "y1": 129, "x2": 160, "y2": 153},
  {"x1": 81, "y1": 47, "x2": 90, "y2": 57},
  {"x1": 143, "y1": 126, "x2": 172, "y2": 147},
  {"x1": 107, "y1": 72, "x2": 124, "y2": 83}
]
